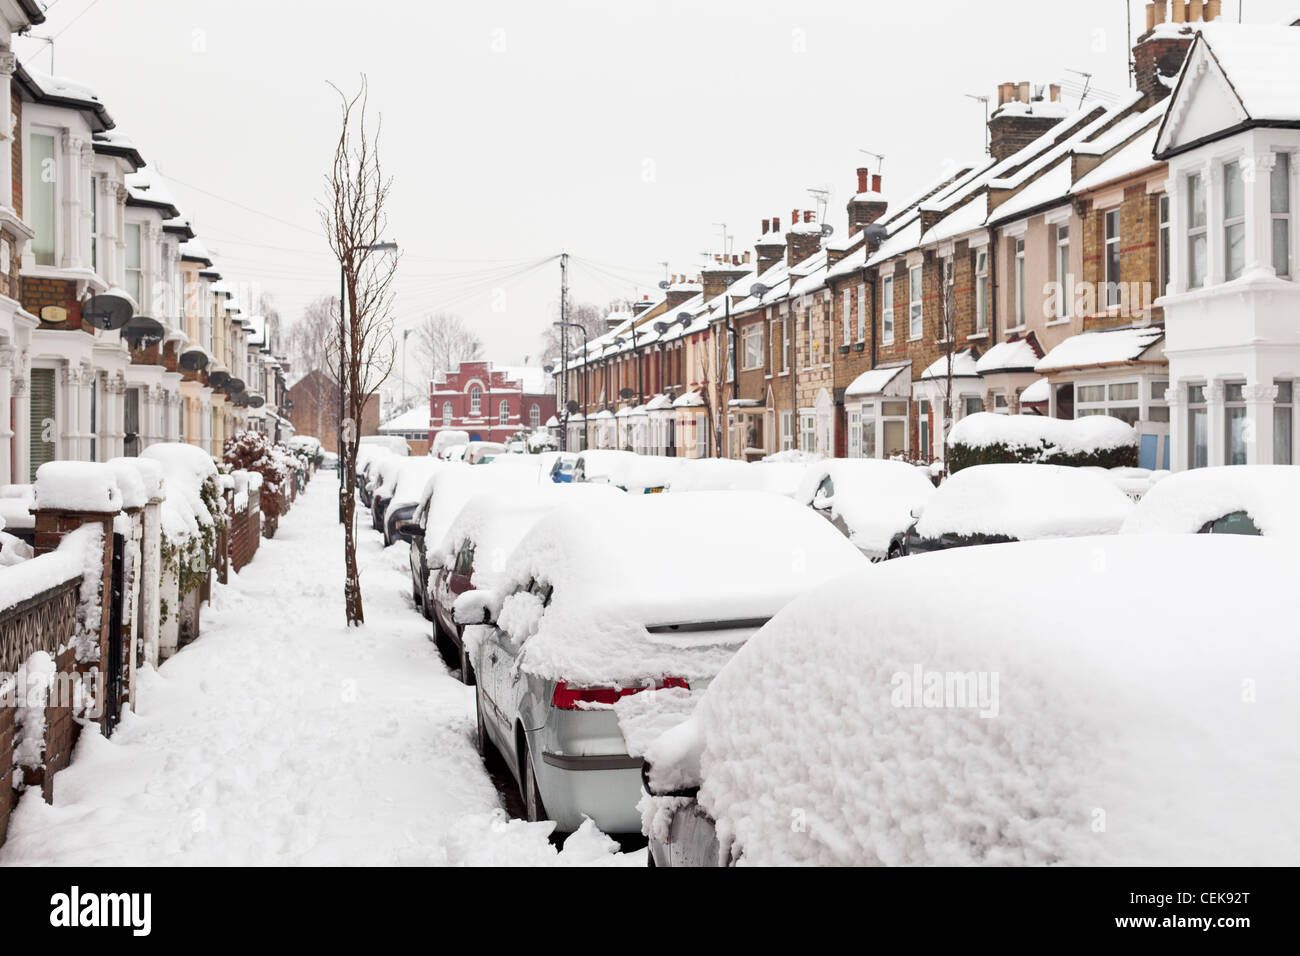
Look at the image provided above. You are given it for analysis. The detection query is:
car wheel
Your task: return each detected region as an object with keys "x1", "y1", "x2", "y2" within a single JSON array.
[{"x1": 523, "y1": 745, "x2": 548, "y2": 824}]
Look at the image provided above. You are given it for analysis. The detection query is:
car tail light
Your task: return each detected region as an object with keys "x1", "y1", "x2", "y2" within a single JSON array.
[{"x1": 551, "y1": 677, "x2": 689, "y2": 710}]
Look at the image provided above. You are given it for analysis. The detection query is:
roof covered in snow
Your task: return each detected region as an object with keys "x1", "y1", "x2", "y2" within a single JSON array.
[{"x1": 1035, "y1": 326, "x2": 1164, "y2": 372}]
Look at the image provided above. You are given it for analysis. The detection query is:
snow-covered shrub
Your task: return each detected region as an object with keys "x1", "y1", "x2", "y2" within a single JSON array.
[
  {"x1": 223, "y1": 431, "x2": 293, "y2": 535},
  {"x1": 946, "y1": 412, "x2": 1137, "y2": 474},
  {"x1": 142, "y1": 443, "x2": 221, "y2": 620}
]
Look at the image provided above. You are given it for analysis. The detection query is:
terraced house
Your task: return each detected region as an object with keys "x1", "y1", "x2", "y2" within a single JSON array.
[
  {"x1": 0, "y1": 8, "x2": 293, "y2": 487},
  {"x1": 552, "y1": 0, "x2": 1271, "y2": 475}
]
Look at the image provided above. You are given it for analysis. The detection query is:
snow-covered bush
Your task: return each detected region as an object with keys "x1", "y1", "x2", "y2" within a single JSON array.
[
  {"x1": 946, "y1": 412, "x2": 1137, "y2": 474},
  {"x1": 223, "y1": 431, "x2": 293, "y2": 535},
  {"x1": 142, "y1": 443, "x2": 221, "y2": 618}
]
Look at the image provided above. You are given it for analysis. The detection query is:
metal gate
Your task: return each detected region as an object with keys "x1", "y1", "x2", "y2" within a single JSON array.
[{"x1": 105, "y1": 531, "x2": 126, "y2": 734}]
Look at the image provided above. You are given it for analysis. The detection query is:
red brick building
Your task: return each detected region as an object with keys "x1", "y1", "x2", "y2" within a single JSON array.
[{"x1": 429, "y1": 361, "x2": 555, "y2": 444}]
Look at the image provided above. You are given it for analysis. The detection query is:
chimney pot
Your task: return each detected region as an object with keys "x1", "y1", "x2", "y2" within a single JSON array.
[
  {"x1": 871, "y1": 173, "x2": 882, "y2": 193},
  {"x1": 1049, "y1": 83, "x2": 1061, "y2": 102},
  {"x1": 1146, "y1": 1, "x2": 1156, "y2": 30},
  {"x1": 762, "y1": 218, "x2": 770, "y2": 234},
  {"x1": 805, "y1": 210, "x2": 814, "y2": 223},
  {"x1": 791, "y1": 209, "x2": 799, "y2": 229},
  {"x1": 1017, "y1": 81, "x2": 1030, "y2": 103},
  {"x1": 1153, "y1": 0, "x2": 1167, "y2": 23},
  {"x1": 1189, "y1": 0, "x2": 1203, "y2": 20},
  {"x1": 1171, "y1": 0, "x2": 1186, "y2": 23},
  {"x1": 1206, "y1": 0, "x2": 1220, "y2": 18},
  {"x1": 773, "y1": 216, "x2": 780, "y2": 232},
  {"x1": 856, "y1": 167, "x2": 869, "y2": 193}
]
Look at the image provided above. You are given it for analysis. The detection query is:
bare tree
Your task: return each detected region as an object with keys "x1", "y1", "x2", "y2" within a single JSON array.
[
  {"x1": 414, "y1": 311, "x2": 484, "y2": 382},
  {"x1": 259, "y1": 293, "x2": 283, "y2": 353},
  {"x1": 320, "y1": 75, "x2": 400, "y2": 626},
  {"x1": 538, "y1": 299, "x2": 607, "y2": 361},
  {"x1": 937, "y1": 254, "x2": 958, "y2": 471},
  {"x1": 285, "y1": 294, "x2": 341, "y2": 442}
]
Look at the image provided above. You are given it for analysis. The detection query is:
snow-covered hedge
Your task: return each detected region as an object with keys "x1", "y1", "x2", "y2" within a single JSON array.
[
  {"x1": 223, "y1": 431, "x2": 294, "y2": 534},
  {"x1": 946, "y1": 412, "x2": 1137, "y2": 473},
  {"x1": 142, "y1": 443, "x2": 221, "y2": 610}
]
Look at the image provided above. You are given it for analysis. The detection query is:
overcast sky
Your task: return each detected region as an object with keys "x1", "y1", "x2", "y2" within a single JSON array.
[{"x1": 16, "y1": 0, "x2": 1285, "y2": 402}]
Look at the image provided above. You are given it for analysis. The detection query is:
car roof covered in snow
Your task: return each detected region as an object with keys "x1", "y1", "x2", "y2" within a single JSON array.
[
  {"x1": 435, "y1": 484, "x2": 624, "y2": 590},
  {"x1": 1122, "y1": 465, "x2": 1300, "y2": 538},
  {"x1": 795, "y1": 459, "x2": 937, "y2": 554},
  {"x1": 915, "y1": 463, "x2": 1133, "y2": 540},
  {"x1": 491, "y1": 491, "x2": 866, "y2": 683},
  {"x1": 647, "y1": 533, "x2": 1300, "y2": 864}
]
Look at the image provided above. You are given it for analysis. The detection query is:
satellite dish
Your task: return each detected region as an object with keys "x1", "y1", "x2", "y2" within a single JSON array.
[
  {"x1": 82, "y1": 290, "x2": 133, "y2": 331},
  {"x1": 653, "y1": 321, "x2": 669, "y2": 334},
  {"x1": 657, "y1": 280, "x2": 671, "y2": 290},
  {"x1": 225, "y1": 377, "x2": 246, "y2": 394},
  {"x1": 864, "y1": 223, "x2": 889, "y2": 244},
  {"x1": 248, "y1": 393, "x2": 266, "y2": 408},
  {"x1": 618, "y1": 387, "x2": 635, "y2": 399},
  {"x1": 209, "y1": 369, "x2": 231, "y2": 389},
  {"x1": 179, "y1": 346, "x2": 209, "y2": 372},
  {"x1": 820, "y1": 223, "x2": 834, "y2": 237},
  {"x1": 750, "y1": 283, "x2": 771, "y2": 298},
  {"x1": 121, "y1": 315, "x2": 164, "y2": 349},
  {"x1": 565, "y1": 400, "x2": 580, "y2": 414}
]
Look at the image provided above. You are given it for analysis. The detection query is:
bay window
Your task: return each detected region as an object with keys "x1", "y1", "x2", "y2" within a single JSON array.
[
  {"x1": 1187, "y1": 172, "x2": 1207, "y2": 288},
  {"x1": 1223, "y1": 382, "x2": 1247, "y2": 464},
  {"x1": 1223, "y1": 160, "x2": 1245, "y2": 281},
  {"x1": 1275, "y1": 381, "x2": 1294, "y2": 465},
  {"x1": 1272, "y1": 152, "x2": 1291, "y2": 278},
  {"x1": 30, "y1": 133, "x2": 57, "y2": 267},
  {"x1": 1075, "y1": 381, "x2": 1140, "y2": 425}
]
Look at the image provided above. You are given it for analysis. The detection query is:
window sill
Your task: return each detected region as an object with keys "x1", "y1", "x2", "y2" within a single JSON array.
[
  {"x1": 908, "y1": 336, "x2": 923, "y2": 343},
  {"x1": 966, "y1": 332, "x2": 989, "y2": 341},
  {"x1": 1004, "y1": 325, "x2": 1026, "y2": 336},
  {"x1": 1045, "y1": 317, "x2": 1072, "y2": 327}
]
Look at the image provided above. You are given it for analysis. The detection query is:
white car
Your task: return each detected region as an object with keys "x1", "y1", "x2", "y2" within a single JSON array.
[
  {"x1": 795, "y1": 459, "x2": 937, "y2": 560},
  {"x1": 460, "y1": 491, "x2": 866, "y2": 834},
  {"x1": 642, "y1": 534, "x2": 1300, "y2": 865},
  {"x1": 1121, "y1": 465, "x2": 1300, "y2": 537},
  {"x1": 898, "y1": 463, "x2": 1133, "y2": 555}
]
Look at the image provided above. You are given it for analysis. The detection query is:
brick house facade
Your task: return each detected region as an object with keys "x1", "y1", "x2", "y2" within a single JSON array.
[{"x1": 431, "y1": 361, "x2": 555, "y2": 446}]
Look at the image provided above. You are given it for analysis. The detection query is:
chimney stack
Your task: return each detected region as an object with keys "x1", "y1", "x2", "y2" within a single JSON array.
[
  {"x1": 755, "y1": 215, "x2": 786, "y2": 275},
  {"x1": 1133, "y1": 0, "x2": 1215, "y2": 106},
  {"x1": 847, "y1": 169, "x2": 888, "y2": 235}
]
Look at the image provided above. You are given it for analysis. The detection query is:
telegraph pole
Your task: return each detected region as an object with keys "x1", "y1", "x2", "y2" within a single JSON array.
[{"x1": 560, "y1": 252, "x2": 569, "y2": 450}]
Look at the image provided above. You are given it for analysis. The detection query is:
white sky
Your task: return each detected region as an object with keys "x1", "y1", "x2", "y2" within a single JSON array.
[{"x1": 15, "y1": 0, "x2": 1288, "y2": 403}]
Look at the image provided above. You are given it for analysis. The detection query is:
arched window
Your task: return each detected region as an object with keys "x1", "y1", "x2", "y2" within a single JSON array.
[
  {"x1": 529, "y1": 404, "x2": 540, "y2": 427},
  {"x1": 499, "y1": 399, "x2": 510, "y2": 425},
  {"x1": 442, "y1": 401, "x2": 453, "y2": 425},
  {"x1": 469, "y1": 386, "x2": 481, "y2": 416}
]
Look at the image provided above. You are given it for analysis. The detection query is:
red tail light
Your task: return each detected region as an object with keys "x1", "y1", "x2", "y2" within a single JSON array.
[{"x1": 551, "y1": 677, "x2": 689, "y2": 710}]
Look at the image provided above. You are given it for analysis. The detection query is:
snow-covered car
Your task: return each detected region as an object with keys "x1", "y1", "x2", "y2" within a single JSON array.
[
  {"x1": 381, "y1": 458, "x2": 442, "y2": 547},
  {"x1": 419, "y1": 462, "x2": 544, "y2": 658},
  {"x1": 355, "y1": 447, "x2": 391, "y2": 506},
  {"x1": 1121, "y1": 465, "x2": 1300, "y2": 537},
  {"x1": 464, "y1": 441, "x2": 506, "y2": 465},
  {"x1": 640, "y1": 533, "x2": 1300, "y2": 865},
  {"x1": 427, "y1": 484, "x2": 622, "y2": 679},
  {"x1": 432, "y1": 430, "x2": 470, "y2": 459},
  {"x1": 368, "y1": 453, "x2": 409, "y2": 533},
  {"x1": 896, "y1": 463, "x2": 1133, "y2": 556},
  {"x1": 459, "y1": 491, "x2": 866, "y2": 835},
  {"x1": 320, "y1": 452, "x2": 339, "y2": 472},
  {"x1": 548, "y1": 453, "x2": 578, "y2": 483},
  {"x1": 667, "y1": 458, "x2": 806, "y2": 496},
  {"x1": 359, "y1": 434, "x2": 410, "y2": 457},
  {"x1": 795, "y1": 459, "x2": 937, "y2": 560},
  {"x1": 570, "y1": 449, "x2": 634, "y2": 486}
]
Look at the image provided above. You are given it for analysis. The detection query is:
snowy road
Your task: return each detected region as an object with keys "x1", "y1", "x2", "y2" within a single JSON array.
[{"x1": 0, "y1": 476, "x2": 638, "y2": 866}]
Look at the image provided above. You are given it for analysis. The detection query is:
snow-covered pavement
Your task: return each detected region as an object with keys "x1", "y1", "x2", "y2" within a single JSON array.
[{"x1": 0, "y1": 476, "x2": 638, "y2": 866}]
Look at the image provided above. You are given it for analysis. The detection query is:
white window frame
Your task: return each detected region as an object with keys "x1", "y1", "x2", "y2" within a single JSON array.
[
  {"x1": 841, "y1": 289, "x2": 852, "y2": 345},
  {"x1": 498, "y1": 399, "x2": 510, "y2": 425},
  {"x1": 881, "y1": 274, "x2": 894, "y2": 345},
  {"x1": 1275, "y1": 380, "x2": 1294, "y2": 465},
  {"x1": 1223, "y1": 160, "x2": 1246, "y2": 282},
  {"x1": 1104, "y1": 210, "x2": 1122, "y2": 308},
  {"x1": 1074, "y1": 379, "x2": 1141, "y2": 426},
  {"x1": 442, "y1": 401, "x2": 453, "y2": 424},
  {"x1": 1158, "y1": 193, "x2": 1171, "y2": 296},
  {"x1": 124, "y1": 222, "x2": 143, "y2": 304},
  {"x1": 1272, "y1": 152, "x2": 1292, "y2": 279},
  {"x1": 855, "y1": 282, "x2": 866, "y2": 343},
  {"x1": 780, "y1": 410, "x2": 794, "y2": 451},
  {"x1": 741, "y1": 323, "x2": 764, "y2": 370},
  {"x1": 1055, "y1": 223, "x2": 1071, "y2": 319},
  {"x1": 974, "y1": 249, "x2": 989, "y2": 333},
  {"x1": 908, "y1": 265, "x2": 923, "y2": 341},
  {"x1": 1187, "y1": 171, "x2": 1207, "y2": 288},
  {"x1": 1013, "y1": 237, "x2": 1026, "y2": 328},
  {"x1": 469, "y1": 386, "x2": 482, "y2": 416}
]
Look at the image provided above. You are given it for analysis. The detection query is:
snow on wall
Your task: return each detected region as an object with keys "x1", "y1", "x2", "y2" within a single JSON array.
[{"x1": 33, "y1": 462, "x2": 122, "y2": 513}]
